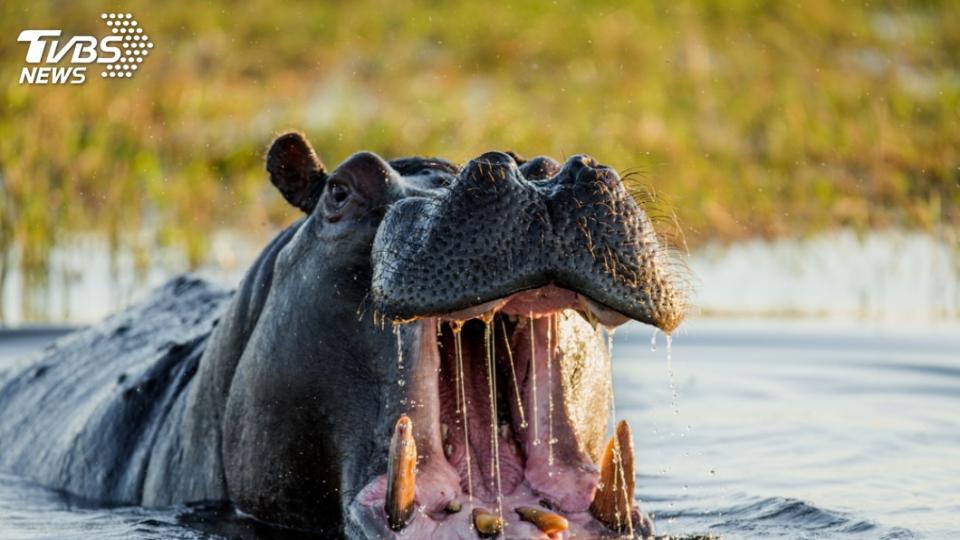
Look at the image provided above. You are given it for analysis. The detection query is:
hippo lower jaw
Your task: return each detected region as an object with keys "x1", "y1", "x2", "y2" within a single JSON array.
[{"x1": 351, "y1": 285, "x2": 654, "y2": 539}]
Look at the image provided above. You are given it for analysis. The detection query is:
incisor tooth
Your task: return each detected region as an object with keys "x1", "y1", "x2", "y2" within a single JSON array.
[
  {"x1": 590, "y1": 419, "x2": 636, "y2": 532},
  {"x1": 385, "y1": 415, "x2": 417, "y2": 531},
  {"x1": 472, "y1": 508, "x2": 504, "y2": 537},
  {"x1": 516, "y1": 506, "x2": 568, "y2": 535}
]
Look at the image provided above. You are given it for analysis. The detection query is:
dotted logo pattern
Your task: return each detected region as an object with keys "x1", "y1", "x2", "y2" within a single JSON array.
[{"x1": 99, "y1": 13, "x2": 152, "y2": 79}]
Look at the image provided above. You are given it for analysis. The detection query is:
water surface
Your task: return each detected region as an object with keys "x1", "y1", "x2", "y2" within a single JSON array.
[
  {"x1": 0, "y1": 319, "x2": 956, "y2": 538},
  {"x1": 4, "y1": 230, "x2": 958, "y2": 325},
  {"x1": 623, "y1": 319, "x2": 958, "y2": 539}
]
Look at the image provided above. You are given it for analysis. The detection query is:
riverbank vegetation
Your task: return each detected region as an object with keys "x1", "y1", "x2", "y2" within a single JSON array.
[{"x1": 1, "y1": 0, "x2": 958, "y2": 320}]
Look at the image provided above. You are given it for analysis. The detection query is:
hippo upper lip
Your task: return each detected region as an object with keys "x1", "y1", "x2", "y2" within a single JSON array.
[
  {"x1": 371, "y1": 152, "x2": 685, "y2": 332},
  {"x1": 424, "y1": 285, "x2": 630, "y2": 328}
]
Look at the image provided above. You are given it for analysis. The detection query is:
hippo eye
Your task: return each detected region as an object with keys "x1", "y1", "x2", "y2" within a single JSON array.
[{"x1": 328, "y1": 181, "x2": 350, "y2": 206}]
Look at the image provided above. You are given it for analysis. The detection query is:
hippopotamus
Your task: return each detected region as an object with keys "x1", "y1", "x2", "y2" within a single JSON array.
[{"x1": 0, "y1": 132, "x2": 684, "y2": 538}]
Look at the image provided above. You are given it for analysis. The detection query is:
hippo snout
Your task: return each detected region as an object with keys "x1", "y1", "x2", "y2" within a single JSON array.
[
  {"x1": 371, "y1": 151, "x2": 685, "y2": 332},
  {"x1": 557, "y1": 154, "x2": 621, "y2": 187}
]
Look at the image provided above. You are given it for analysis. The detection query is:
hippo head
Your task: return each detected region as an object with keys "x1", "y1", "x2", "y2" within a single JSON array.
[{"x1": 229, "y1": 132, "x2": 684, "y2": 539}]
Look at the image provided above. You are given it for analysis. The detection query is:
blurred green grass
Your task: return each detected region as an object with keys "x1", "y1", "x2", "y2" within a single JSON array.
[{"x1": 1, "y1": 0, "x2": 958, "y2": 285}]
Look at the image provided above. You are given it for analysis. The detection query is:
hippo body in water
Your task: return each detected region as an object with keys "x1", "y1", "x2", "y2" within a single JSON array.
[{"x1": 0, "y1": 133, "x2": 683, "y2": 538}]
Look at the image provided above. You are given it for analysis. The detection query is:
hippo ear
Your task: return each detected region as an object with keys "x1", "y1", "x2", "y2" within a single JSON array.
[{"x1": 266, "y1": 132, "x2": 328, "y2": 213}]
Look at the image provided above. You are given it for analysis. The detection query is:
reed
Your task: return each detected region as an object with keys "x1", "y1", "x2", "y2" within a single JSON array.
[{"x1": 1, "y1": 0, "x2": 957, "y2": 316}]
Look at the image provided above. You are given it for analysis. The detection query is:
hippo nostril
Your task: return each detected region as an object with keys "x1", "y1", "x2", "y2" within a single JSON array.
[
  {"x1": 559, "y1": 154, "x2": 619, "y2": 186},
  {"x1": 460, "y1": 151, "x2": 524, "y2": 192},
  {"x1": 560, "y1": 154, "x2": 599, "y2": 177}
]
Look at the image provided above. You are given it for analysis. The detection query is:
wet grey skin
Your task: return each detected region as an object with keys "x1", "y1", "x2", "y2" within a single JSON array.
[
  {"x1": 373, "y1": 150, "x2": 683, "y2": 331},
  {"x1": 0, "y1": 132, "x2": 684, "y2": 539}
]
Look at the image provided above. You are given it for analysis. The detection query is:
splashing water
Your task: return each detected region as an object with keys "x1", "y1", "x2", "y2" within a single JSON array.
[
  {"x1": 484, "y1": 319, "x2": 504, "y2": 522},
  {"x1": 546, "y1": 314, "x2": 556, "y2": 470},
  {"x1": 606, "y1": 328, "x2": 616, "y2": 434},
  {"x1": 452, "y1": 326, "x2": 461, "y2": 416},
  {"x1": 529, "y1": 312, "x2": 540, "y2": 447},
  {"x1": 394, "y1": 323, "x2": 403, "y2": 369},
  {"x1": 452, "y1": 322, "x2": 473, "y2": 501},
  {"x1": 500, "y1": 319, "x2": 527, "y2": 429},
  {"x1": 394, "y1": 323, "x2": 405, "y2": 387},
  {"x1": 667, "y1": 333, "x2": 678, "y2": 416}
]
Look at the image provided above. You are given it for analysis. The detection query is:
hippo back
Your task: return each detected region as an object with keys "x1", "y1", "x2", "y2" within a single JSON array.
[{"x1": 0, "y1": 275, "x2": 232, "y2": 504}]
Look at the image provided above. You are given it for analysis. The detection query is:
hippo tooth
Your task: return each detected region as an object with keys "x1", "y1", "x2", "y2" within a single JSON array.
[
  {"x1": 515, "y1": 506, "x2": 569, "y2": 535},
  {"x1": 576, "y1": 305, "x2": 600, "y2": 329},
  {"x1": 441, "y1": 422, "x2": 450, "y2": 442},
  {"x1": 471, "y1": 508, "x2": 504, "y2": 537},
  {"x1": 444, "y1": 443, "x2": 454, "y2": 458},
  {"x1": 590, "y1": 419, "x2": 636, "y2": 532},
  {"x1": 385, "y1": 415, "x2": 417, "y2": 531},
  {"x1": 445, "y1": 500, "x2": 462, "y2": 514}
]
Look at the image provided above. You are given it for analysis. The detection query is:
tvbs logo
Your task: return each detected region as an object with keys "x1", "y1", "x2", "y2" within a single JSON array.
[{"x1": 17, "y1": 13, "x2": 153, "y2": 85}]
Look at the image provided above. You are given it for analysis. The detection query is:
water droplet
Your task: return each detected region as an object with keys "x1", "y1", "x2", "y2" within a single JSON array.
[
  {"x1": 483, "y1": 318, "x2": 504, "y2": 521},
  {"x1": 452, "y1": 322, "x2": 473, "y2": 502},
  {"x1": 529, "y1": 312, "x2": 540, "y2": 446},
  {"x1": 666, "y1": 333, "x2": 679, "y2": 416},
  {"x1": 499, "y1": 318, "x2": 526, "y2": 429}
]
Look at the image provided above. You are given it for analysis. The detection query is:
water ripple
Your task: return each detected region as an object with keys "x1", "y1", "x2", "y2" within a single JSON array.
[{"x1": 655, "y1": 496, "x2": 902, "y2": 539}]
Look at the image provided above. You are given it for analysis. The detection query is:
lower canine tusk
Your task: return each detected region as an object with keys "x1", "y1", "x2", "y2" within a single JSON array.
[
  {"x1": 385, "y1": 415, "x2": 417, "y2": 531},
  {"x1": 590, "y1": 419, "x2": 636, "y2": 532}
]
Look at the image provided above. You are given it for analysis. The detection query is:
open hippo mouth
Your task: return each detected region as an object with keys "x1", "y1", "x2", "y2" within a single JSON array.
[{"x1": 353, "y1": 152, "x2": 684, "y2": 538}]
